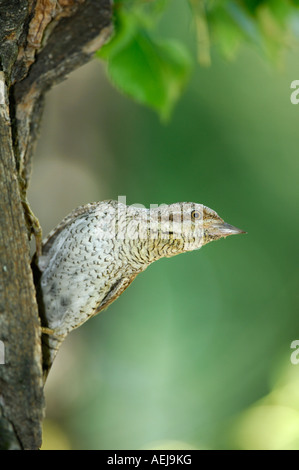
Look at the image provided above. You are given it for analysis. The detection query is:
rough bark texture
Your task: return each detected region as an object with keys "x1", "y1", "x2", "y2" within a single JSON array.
[
  {"x1": 0, "y1": 0, "x2": 112, "y2": 450},
  {"x1": 0, "y1": 71, "x2": 43, "y2": 450}
]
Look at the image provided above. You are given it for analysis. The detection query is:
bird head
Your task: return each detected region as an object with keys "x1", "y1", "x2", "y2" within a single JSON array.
[
  {"x1": 116, "y1": 201, "x2": 245, "y2": 262},
  {"x1": 145, "y1": 202, "x2": 245, "y2": 258}
]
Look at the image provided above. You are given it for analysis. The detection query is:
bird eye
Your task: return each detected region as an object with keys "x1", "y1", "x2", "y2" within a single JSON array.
[{"x1": 191, "y1": 210, "x2": 200, "y2": 220}]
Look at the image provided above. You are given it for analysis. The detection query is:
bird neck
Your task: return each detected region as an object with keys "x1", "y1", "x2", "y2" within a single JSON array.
[{"x1": 121, "y1": 234, "x2": 187, "y2": 267}]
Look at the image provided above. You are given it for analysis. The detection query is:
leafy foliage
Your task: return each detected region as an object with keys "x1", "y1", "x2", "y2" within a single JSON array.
[
  {"x1": 97, "y1": 2, "x2": 192, "y2": 120},
  {"x1": 97, "y1": 0, "x2": 299, "y2": 118}
]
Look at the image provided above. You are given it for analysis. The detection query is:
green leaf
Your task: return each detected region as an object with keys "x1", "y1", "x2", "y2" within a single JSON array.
[
  {"x1": 97, "y1": 11, "x2": 192, "y2": 120},
  {"x1": 97, "y1": 10, "x2": 138, "y2": 60},
  {"x1": 96, "y1": 0, "x2": 299, "y2": 117}
]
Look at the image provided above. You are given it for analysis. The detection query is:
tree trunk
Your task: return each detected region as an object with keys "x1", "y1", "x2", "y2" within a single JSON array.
[{"x1": 0, "y1": 0, "x2": 112, "y2": 450}]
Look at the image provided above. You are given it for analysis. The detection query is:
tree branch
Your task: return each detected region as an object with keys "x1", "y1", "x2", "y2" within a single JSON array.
[
  {"x1": 0, "y1": 72, "x2": 43, "y2": 450},
  {"x1": 0, "y1": 0, "x2": 113, "y2": 449},
  {"x1": 14, "y1": 0, "x2": 112, "y2": 191}
]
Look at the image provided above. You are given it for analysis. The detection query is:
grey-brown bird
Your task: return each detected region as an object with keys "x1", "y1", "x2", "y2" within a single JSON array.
[{"x1": 33, "y1": 200, "x2": 245, "y2": 379}]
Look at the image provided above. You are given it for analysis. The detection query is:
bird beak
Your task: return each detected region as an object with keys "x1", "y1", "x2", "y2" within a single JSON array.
[{"x1": 213, "y1": 221, "x2": 247, "y2": 238}]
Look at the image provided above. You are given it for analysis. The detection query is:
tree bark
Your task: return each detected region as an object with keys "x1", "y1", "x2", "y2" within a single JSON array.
[{"x1": 0, "y1": 0, "x2": 112, "y2": 450}]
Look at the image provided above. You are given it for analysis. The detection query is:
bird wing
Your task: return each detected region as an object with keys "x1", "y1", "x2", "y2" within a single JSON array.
[{"x1": 91, "y1": 272, "x2": 139, "y2": 317}]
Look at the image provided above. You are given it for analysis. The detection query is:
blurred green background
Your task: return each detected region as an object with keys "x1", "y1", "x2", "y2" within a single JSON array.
[{"x1": 29, "y1": 0, "x2": 299, "y2": 450}]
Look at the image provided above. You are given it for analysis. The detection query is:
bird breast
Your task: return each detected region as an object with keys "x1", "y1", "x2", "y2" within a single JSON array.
[{"x1": 38, "y1": 211, "x2": 139, "y2": 335}]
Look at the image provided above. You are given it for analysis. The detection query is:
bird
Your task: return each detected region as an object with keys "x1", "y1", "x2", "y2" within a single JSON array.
[{"x1": 32, "y1": 199, "x2": 245, "y2": 379}]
